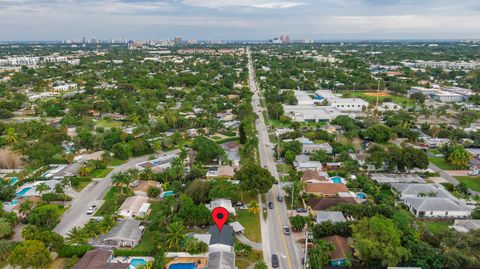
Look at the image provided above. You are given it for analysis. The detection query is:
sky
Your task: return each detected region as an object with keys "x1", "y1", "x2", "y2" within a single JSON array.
[{"x1": 1, "y1": 0, "x2": 480, "y2": 41}]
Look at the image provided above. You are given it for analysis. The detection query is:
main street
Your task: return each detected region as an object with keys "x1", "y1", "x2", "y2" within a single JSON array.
[
  {"x1": 54, "y1": 149, "x2": 180, "y2": 236},
  {"x1": 247, "y1": 48, "x2": 303, "y2": 269}
]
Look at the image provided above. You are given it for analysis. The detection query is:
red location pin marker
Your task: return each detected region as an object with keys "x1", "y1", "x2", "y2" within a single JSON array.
[{"x1": 212, "y1": 207, "x2": 229, "y2": 231}]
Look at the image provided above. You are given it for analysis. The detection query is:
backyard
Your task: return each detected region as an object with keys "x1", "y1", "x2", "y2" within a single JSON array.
[
  {"x1": 237, "y1": 210, "x2": 261, "y2": 243},
  {"x1": 419, "y1": 221, "x2": 452, "y2": 235},
  {"x1": 454, "y1": 176, "x2": 480, "y2": 192}
]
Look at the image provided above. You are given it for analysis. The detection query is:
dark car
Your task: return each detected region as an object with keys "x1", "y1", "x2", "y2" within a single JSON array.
[
  {"x1": 277, "y1": 195, "x2": 283, "y2": 202},
  {"x1": 272, "y1": 254, "x2": 279, "y2": 268},
  {"x1": 274, "y1": 180, "x2": 279, "y2": 185},
  {"x1": 268, "y1": 202, "x2": 274, "y2": 209},
  {"x1": 296, "y1": 208, "x2": 307, "y2": 213},
  {"x1": 283, "y1": 226, "x2": 291, "y2": 235}
]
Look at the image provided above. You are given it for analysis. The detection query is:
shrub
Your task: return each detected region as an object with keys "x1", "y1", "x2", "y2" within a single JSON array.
[
  {"x1": 113, "y1": 248, "x2": 152, "y2": 256},
  {"x1": 58, "y1": 244, "x2": 92, "y2": 257},
  {"x1": 41, "y1": 193, "x2": 72, "y2": 202}
]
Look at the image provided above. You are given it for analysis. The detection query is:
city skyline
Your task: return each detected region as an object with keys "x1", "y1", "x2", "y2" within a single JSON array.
[{"x1": 1, "y1": 0, "x2": 480, "y2": 41}]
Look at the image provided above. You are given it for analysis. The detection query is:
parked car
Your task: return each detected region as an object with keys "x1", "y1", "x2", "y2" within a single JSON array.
[
  {"x1": 268, "y1": 202, "x2": 274, "y2": 209},
  {"x1": 86, "y1": 205, "x2": 97, "y2": 215},
  {"x1": 277, "y1": 195, "x2": 283, "y2": 202},
  {"x1": 283, "y1": 226, "x2": 291, "y2": 235},
  {"x1": 272, "y1": 254, "x2": 279, "y2": 268},
  {"x1": 296, "y1": 208, "x2": 307, "y2": 213}
]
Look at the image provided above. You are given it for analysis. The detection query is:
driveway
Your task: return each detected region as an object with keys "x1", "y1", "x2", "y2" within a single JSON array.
[{"x1": 53, "y1": 150, "x2": 180, "y2": 236}]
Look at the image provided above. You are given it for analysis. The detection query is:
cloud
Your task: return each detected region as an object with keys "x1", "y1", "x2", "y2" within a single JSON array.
[{"x1": 181, "y1": 0, "x2": 306, "y2": 9}]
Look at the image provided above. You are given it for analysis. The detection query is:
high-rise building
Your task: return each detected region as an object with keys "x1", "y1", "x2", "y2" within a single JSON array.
[{"x1": 174, "y1": 36, "x2": 182, "y2": 44}]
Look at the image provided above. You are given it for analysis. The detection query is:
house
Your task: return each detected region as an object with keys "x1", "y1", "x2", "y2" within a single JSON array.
[
  {"x1": 73, "y1": 249, "x2": 129, "y2": 269},
  {"x1": 206, "y1": 166, "x2": 235, "y2": 179},
  {"x1": 302, "y1": 143, "x2": 333, "y2": 154},
  {"x1": 307, "y1": 197, "x2": 357, "y2": 212},
  {"x1": 207, "y1": 199, "x2": 236, "y2": 216},
  {"x1": 207, "y1": 225, "x2": 235, "y2": 269},
  {"x1": 304, "y1": 183, "x2": 349, "y2": 197},
  {"x1": 17, "y1": 179, "x2": 61, "y2": 197},
  {"x1": 293, "y1": 155, "x2": 323, "y2": 171},
  {"x1": 43, "y1": 163, "x2": 80, "y2": 179},
  {"x1": 117, "y1": 196, "x2": 151, "y2": 219},
  {"x1": 103, "y1": 219, "x2": 145, "y2": 248},
  {"x1": 371, "y1": 173, "x2": 425, "y2": 184},
  {"x1": 132, "y1": 180, "x2": 161, "y2": 197},
  {"x1": 450, "y1": 219, "x2": 480, "y2": 233},
  {"x1": 321, "y1": 235, "x2": 352, "y2": 266},
  {"x1": 404, "y1": 197, "x2": 472, "y2": 218},
  {"x1": 316, "y1": 211, "x2": 346, "y2": 224},
  {"x1": 301, "y1": 170, "x2": 329, "y2": 183},
  {"x1": 135, "y1": 154, "x2": 178, "y2": 173}
]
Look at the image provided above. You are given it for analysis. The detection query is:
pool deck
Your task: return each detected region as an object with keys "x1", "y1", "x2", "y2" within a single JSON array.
[
  {"x1": 110, "y1": 256, "x2": 154, "y2": 269},
  {"x1": 166, "y1": 257, "x2": 207, "y2": 269}
]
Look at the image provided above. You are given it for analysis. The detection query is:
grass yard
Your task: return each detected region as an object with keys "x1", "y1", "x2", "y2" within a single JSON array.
[
  {"x1": 131, "y1": 229, "x2": 156, "y2": 254},
  {"x1": 276, "y1": 163, "x2": 293, "y2": 175},
  {"x1": 455, "y1": 176, "x2": 480, "y2": 192},
  {"x1": 237, "y1": 210, "x2": 261, "y2": 243},
  {"x1": 343, "y1": 91, "x2": 415, "y2": 107},
  {"x1": 95, "y1": 119, "x2": 123, "y2": 128},
  {"x1": 235, "y1": 247, "x2": 263, "y2": 269},
  {"x1": 91, "y1": 168, "x2": 113, "y2": 178},
  {"x1": 107, "y1": 159, "x2": 127, "y2": 166},
  {"x1": 419, "y1": 221, "x2": 451, "y2": 235},
  {"x1": 73, "y1": 181, "x2": 90, "y2": 192},
  {"x1": 429, "y1": 157, "x2": 456, "y2": 170}
]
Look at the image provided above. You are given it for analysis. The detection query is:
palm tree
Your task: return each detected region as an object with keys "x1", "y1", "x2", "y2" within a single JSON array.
[
  {"x1": 254, "y1": 261, "x2": 268, "y2": 269},
  {"x1": 111, "y1": 173, "x2": 130, "y2": 194},
  {"x1": 54, "y1": 183, "x2": 64, "y2": 194},
  {"x1": 19, "y1": 200, "x2": 33, "y2": 219},
  {"x1": 83, "y1": 221, "x2": 99, "y2": 239},
  {"x1": 99, "y1": 215, "x2": 116, "y2": 234},
  {"x1": 35, "y1": 182, "x2": 50, "y2": 195},
  {"x1": 5, "y1": 128, "x2": 17, "y2": 144},
  {"x1": 0, "y1": 240, "x2": 14, "y2": 260},
  {"x1": 66, "y1": 226, "x2": 87, "y2": 244},
  {"x1": 248, "y1": 201, "x2": 260, "y2": 215},
  {"x1": 165, "y1": 222, "x2": 186, "y2": 251},
  {"x1": 0, "y1": 221, "x2": 12, "y2": 239}
]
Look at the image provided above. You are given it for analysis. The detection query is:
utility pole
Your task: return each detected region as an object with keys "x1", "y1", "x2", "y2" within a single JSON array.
[
  {"x1": 303, "y1": 228, "x2": 309, "y2": 269},
  {"x1": 291, "y1": 184, "x2": 294, "y2": 217}
]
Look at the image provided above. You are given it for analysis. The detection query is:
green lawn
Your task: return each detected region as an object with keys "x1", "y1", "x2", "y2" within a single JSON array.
[
  {"x1": 455, "y1": 176, "x2": 480, "y2": 192},
  {"x1": 73, "y1": 181, "x2": 90, "y2": 192},
  {"x1": 235, "y1": 243, "x2": 263, "y2": 269},
  {"x1": 419, "y1": 221, "x2": 451, "y2": 235},
  {"x1": 237, "y1": 210, "x2": 261, "y2": 243},
  {"x1": 107, "y1": 159, "x2": 127, "y2": 166},
  {"x1": 95, "y1": 119, "x2": 123, "y2": 128},
  {"x1": 131, "y1": 229, "x2": 156, "y2": 254},
  {"x1": 91, "y1": 168, "x2": 113, "y2": 178},
  {"x1": 276, "y1": 163, "x2": 292, "y2": 175},
  {"x1": 342, "y1": 91, "x2": 415, "y2": 107},
  {"x1": 429, "y1": 157, "x2": 456, "y2": 170}
]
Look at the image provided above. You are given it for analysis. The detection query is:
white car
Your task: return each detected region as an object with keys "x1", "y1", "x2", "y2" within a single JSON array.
[{"x1": 86, "y1": 205, "x2": 97, "y2": 215}]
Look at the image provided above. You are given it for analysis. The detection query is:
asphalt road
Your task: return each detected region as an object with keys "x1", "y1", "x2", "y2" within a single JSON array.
[
  {"x1": 53, "y1": 150, "x2": 180, "y2": 236},
  {"x1": 247, "y1": 48, "x2": 303, "y2": 269}
]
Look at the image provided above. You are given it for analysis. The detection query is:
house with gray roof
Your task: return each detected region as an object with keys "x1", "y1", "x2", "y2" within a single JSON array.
[
  {"x1": 315, "y1": 211, "x2": 346, "y2": 224},
  {"x1": 103, "y1": 219, "x2": 145, "y2": 248},
  {"x1": 450, "y1": 219, "x2": 480, "y2": 233},
  {"x1": 207, "y1": 251, "x2": 235, "y2": 269},
  {"x1": 371, "y1": 173, "x2": 425, "y2": 184},
  {"x1": 391, "y1": 183, "x2": 454, "y2": 199},
  {"x1": 404, "y1": 197, "x2": 472, "y2": 218},
  {"x1": 207, "y1": 225, "x2": 235, "y2": 269}
]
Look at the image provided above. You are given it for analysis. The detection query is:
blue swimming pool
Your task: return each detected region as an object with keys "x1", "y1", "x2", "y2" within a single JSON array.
[
  {"x1": 9, "y1": 177, "x2": 18, "y2": 185},
  {"x1": 356, "y1": 193, "x2": 366, "y2": 199},
  {"x1": 130, "y1": 258, "x2": 146, "y2": 268},
  {"x1": 169, "y1": 263, "x2": 195, "y2": 269},
  {"x1": 331, "y1": 177, "x2": 343, "y2": 183},
  {"x1": 161, "y1": 191, "x2": 174, "y2": 198},
  {"x1": 16, "y1": 187, "x2": 31, "y2": 197}
]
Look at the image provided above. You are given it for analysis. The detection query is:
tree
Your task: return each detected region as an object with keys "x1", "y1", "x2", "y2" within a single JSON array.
[
  {"x1": 311, "y1": 150, "x2": 332, "y2": 163},
  {"x1": 235, "y1": 163, "x2": 275, "y2": 194},
  {"x1": 402, "y1": 147, "x2": 429, "y2": 172},
  {"x1": 28, "y1": 204, "x2": 61, "y2": 229},
  {"x1": 35, "y1": 183, "x2": 50, "y2": 195},
  {"x1": 7, "y1": 240, "x2": 52, "y2": 269},
  {"x1": 0, "y1": 221, "x2": 12, "y2": 239},
  {"x1": 112, "y1": 142, "x2": 130, "y2": 160},
  {"x1": 184, "y1": 237, "x2": 208, "y2": 254},
  {"x1": 254, "y1": 261, "x2": 268, "y2": 269},
  {"x1": 445, "y1": 145, "x2": 472, "y2": 169},
  {"x1": 309, "y1": 240, "x2": 335, "y2": 269},
  {"x1": 66, "y1": 226, "x2": 87, "y2": 244},
  {"x1": 365, "y1": 124, "x2": 393, "y2": 143},
  {"x1": 83, "y1": 221, "x2": 100, "y2": 240},
  {"x1": 19, "y1": 199, "x2": 33, "y2": 219},
  {"x1": 185, "y1": 179, "x2": 211, "y2": 204},
  {"x1": 0, "y1": 240, "x2": 15, "y2": 262},
  {"x1": 351, "y1": 215, "x2": 409, "y2": 267},
  {"x1": 410, "y1": 92, "x2": 426, "y2": 104},
  {"x1": 289, "y1": 215, "x2": 307, "y2": 232},
  {"x1": 165, "y1": 222, "x2": 186, "y2": 251},
  {"x1": 209, "y1": 179, "x2": 239, "y2": 201},
  {"x1": 111, "y1": 173, "x2": 130, "y2": 194},
  {"x1": 147, "y1": 187, "x2": 161, "y2": 198},
  {"x1": 5, "y1": 128, "x2": 18, "y2": 144},
  {"x1": 191, "y1": 136, "x2": 225, "y2": 164}
]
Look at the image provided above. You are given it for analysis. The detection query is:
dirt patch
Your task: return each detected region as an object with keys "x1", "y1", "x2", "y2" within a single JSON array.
[{"x1": 364, "y1": 91, "x2": 390, "y2": 97}]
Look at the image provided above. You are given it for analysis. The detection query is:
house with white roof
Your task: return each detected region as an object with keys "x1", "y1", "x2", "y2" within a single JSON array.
[
  {"x1": 450, "y1": 219, "x2": 480, "y2": 233},
  {"x1": 117, "y1": 196, "x2": 151, "y2": 219},
  {"x1": 315, "y1": 211, "x2": 346, "y2": 224},
  {"x1": 206, "y1": 198, "x2": 236, "y2": 216},
  {"x1": 404, "y1": 197, "x2": 472, "y2": 218}
]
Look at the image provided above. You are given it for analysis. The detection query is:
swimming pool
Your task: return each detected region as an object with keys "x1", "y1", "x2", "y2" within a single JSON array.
[
  {"x1": 9, "y1": 177, "x2": 18, "y2": 185},
  {"x1": 169, "y1": 263, "x2": 195, "y2": 269},
  {"x1": 130, "y1": 258, "x2": 146, "y2": 268},
  {"x1": 331, "y1": 177, "x2": 343, "y2": 183},
  {"x1": 16, "y1": 187, "x2": 32, "y2": 197},
  {"x1": 356, "y1": 193, "x2": 367, "y2": 199},
  {"x1": 161, "y1": 191, "x2": 174, "y2": 198}
]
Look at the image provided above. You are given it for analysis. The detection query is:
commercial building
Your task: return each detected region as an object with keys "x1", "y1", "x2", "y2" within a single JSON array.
[
  {"x1": 315, "y1": 90, "x2": 369, "y2": 112},
  {"x1": 432, "y1": 90, "x2": 465, "y2": 102}
]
